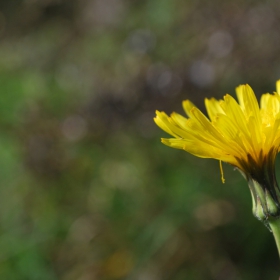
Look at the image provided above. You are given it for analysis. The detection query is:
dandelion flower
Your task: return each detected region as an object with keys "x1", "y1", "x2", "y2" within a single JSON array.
[{"x1": 154, "y1": 81, "x2": 280, "y2": 227}]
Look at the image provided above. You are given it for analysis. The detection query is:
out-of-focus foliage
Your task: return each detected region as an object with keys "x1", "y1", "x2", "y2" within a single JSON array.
[{"x1": 0, "y1": 0, "x2": 280, "y2": 279}]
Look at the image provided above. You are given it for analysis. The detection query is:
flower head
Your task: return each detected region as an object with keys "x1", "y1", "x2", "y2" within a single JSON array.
[{"x1": 154, "y1": 81, "x2": 280, "y2": 221}]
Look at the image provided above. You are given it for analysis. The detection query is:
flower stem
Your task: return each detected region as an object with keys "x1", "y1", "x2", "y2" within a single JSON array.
[{"x1": 268, "y1": 219, "x2": 280, "y2": 257}]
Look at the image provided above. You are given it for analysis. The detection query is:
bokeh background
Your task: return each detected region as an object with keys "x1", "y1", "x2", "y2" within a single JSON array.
[{"x1": 1, "y1": 0, "x2": 280, "y2": 279}]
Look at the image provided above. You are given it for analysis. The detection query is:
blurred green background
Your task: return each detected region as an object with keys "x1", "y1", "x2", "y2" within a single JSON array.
[{"x1": 1, "y1": 0, "x2": 280, "y2": 279}]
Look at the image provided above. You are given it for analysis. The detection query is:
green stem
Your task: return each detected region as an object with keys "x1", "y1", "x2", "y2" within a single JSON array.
[{"x1": 268, "y1": 219, "x2": 280, "y2": 257}]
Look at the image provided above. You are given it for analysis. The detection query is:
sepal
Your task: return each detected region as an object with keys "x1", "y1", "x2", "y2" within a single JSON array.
[{"x1": 247, "y1": 178, "x2": 280, "y2": 230}]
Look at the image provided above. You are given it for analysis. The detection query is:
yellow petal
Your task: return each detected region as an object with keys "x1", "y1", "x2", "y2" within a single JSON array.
[
  {"x1": 261, "y1": 93, "x2": 280, "y2": 120},
  {"x1": 182, "y1": 100, "x2": 196, "y2": 118},
  {"x1": 205, "y1": 98, "x2": 225, "y2": 121},
  {"x1": 221, "y1": 94, "x2": 249, "y2": 137},
  {"x1": 154, "y1": 111, "x2": 178, "y2": 138},
  {"x1": 276, "y1": 80, "x2": 280, "y2": 95},
  {"x1": 170, "y1": 112, "x2": 189, "y2": 130},
  {"x1": 236, "y1": 84, "x2": 261, "y2": 126},
  {"x1": 161, "y1": 138, "x2": 185, "y2": 149}
]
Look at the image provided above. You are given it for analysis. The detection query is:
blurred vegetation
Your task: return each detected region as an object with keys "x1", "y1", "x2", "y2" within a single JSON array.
[{"x1": 1, "y1": 0, "x2": 280, "y2": 279}]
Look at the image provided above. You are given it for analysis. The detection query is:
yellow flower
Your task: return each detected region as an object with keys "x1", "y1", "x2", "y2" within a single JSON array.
[
  {"x1": 154, "y1": 81, "x2": 280, "y2": 182},
  {"x1": 155, "y1": 81, "x2": 280, "y2": 222}
]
